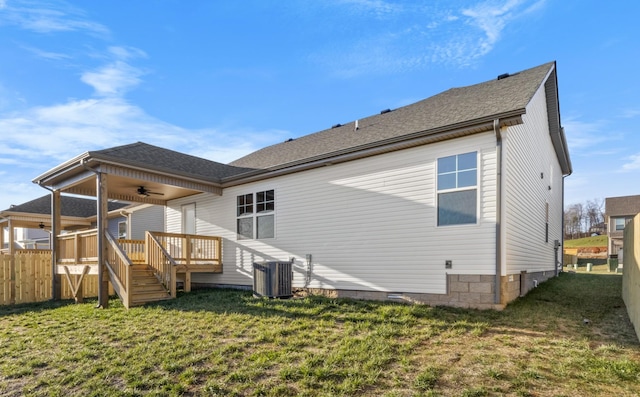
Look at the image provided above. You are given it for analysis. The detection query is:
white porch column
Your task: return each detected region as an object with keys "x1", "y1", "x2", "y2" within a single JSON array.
[{"x1": 97, "y1": 172, "x2": 109, "y2": 308}]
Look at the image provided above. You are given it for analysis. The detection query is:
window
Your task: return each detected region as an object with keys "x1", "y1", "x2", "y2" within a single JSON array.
[
  {"x1": 437, "y1": 152, "x2": 477, "y2": 226},
  {"x1": 118, "y1": 221, "x2": 127, "y2": 239},
  {"x1": 545, "y1": 202, "x2": 549, "y2": 243},
  {"x1": 615, "y1": 218, "x2": 626, "y2": 231},
  {"x1": 237, "y1": 190, "x2": 275, "y2": 239}
]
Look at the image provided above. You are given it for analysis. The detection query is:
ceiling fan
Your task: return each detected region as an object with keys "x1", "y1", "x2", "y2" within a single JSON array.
[{"x1": 136, "y1": 186, "x2": 164, "y2": 198}]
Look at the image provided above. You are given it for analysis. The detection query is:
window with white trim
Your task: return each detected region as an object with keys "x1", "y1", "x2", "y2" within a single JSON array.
[
  {"x1": 237, "y1": 190, "x2": 275, "y2": 239},
  {"x1": 437, "y1": 152, "x2": 478, "y2": 226},
  {"x1": 118, "y1": 221, "x2": 127, "y2": 239},
  {"x1": 614, "y1": 217, "x2": 626, "y2": 231}
]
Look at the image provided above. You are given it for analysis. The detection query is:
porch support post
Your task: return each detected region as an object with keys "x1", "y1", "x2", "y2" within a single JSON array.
[
  {"x1": 8, "y1": 219, "x2": 15, "y2": 304},
  {"x1": 51, "y1": 191, "x2": 62, "y2": 300},
  {"x1": 97, "y1": 172, "x2": 109, "y2": 308},
  {"x1": 0, "y1": 221, "x2": 5, "y2": 250}
]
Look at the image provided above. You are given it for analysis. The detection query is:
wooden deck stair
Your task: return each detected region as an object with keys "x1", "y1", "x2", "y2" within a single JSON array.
[{"x1": 130, "y1": 264, "x2": 171, "y2": 306}]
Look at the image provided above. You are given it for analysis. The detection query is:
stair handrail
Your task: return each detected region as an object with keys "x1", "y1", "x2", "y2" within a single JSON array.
[
  {"x1": 145, "y1": 231, "x2": 178, "y2": 297},
  {"x1": 105, "y1": 231, "x2": 133, "y2": 308}
]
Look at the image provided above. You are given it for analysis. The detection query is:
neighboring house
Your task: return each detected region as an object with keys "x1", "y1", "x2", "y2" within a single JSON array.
[
  {"x1": 589, "y1": 222, "x2": 606, "y2": 236},
  {"x1": 33, "y1": 61, "x2": 571, "y2": 309},
  {"x1": 0, "y1": 195, "x2": 130, "y2": 251},
  {"x1": 605, "y1": 194, "x2": 640, "y2": 259}
]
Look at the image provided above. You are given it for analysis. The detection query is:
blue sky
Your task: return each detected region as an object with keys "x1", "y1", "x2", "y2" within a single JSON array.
[{"x1": 0, "y1": 0, "x2": 638, "y2": 211}]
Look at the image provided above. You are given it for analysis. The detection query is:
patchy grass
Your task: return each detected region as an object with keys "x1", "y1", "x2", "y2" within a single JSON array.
[
  {"x1": 1, "y1": 273, "x2": 639, "y2": 396},
  {"x1": 564, "y1": 235, "x2": 608, "y2": 248}
]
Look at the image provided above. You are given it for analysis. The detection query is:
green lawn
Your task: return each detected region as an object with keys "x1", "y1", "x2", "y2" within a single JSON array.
[
  {"x1": 1, "y1": 273, "x2": 639, "y2": 396},
  {"x1": 564, "y1": 235, "x2": 608, "y2": 248}
]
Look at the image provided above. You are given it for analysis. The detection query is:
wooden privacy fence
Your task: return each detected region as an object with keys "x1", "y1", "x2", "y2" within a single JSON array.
[
  {"x1": 622, "y1": 214, "x2": 640, "y2": 341},
  {"x1": 0, "y1": 251, "x2": 102, "y2": 305}
]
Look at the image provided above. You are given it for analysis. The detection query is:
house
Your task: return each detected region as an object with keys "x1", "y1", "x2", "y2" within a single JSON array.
[
  {"x1": 605, "y1": 194, "x2": 640, "y2": 259},
  {"x1": 33, "y1": 61, "x2": 571, "y2": 309},
  {"x1": 0, "y1": 195, "x2": 130, "y2": 252}
]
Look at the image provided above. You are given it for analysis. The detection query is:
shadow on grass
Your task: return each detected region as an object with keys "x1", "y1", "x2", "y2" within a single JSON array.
[
  {"x1": 143, "y1": 272, "x2": 639, "y2": 346},
  {"x1": 0, "y1": 298, "x2": 78, "y2": 316},
  {"x1": 2, "y1": 272, "x2": 637, "y2": 347}
]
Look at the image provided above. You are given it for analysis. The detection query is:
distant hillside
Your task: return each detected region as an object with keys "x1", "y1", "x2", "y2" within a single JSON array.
[{"x1": 564, "y1": 235, "x2": 607, "y2": 248}]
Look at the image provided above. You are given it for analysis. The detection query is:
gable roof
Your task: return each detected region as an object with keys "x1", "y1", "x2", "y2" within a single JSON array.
[
  {"x1": 1, "y1": 195, "x2": 128, "y2": 217},
  {"x1": 229, "y1": 61, "x2": 571, "y2": 176}
]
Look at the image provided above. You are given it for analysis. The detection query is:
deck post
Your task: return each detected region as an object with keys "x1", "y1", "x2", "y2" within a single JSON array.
[
  {"x1": 51, "y1": 191, "x2": 62, "y2": 300},
  {"x1": 8, "y1": 219, "x2": 15, "y2": 304},
  {"x1": 96, "y1": 173, "x2": 109, "y2": 308}
]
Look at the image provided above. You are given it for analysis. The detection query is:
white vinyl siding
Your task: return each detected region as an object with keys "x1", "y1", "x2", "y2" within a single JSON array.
[
  {"x1": 503, "y1": 83, "x2": 564, "y2": 274},
  {"x1": 130, "y1": 205, "x2": 165, "y2": 239},
  {"x1": 167, "y1": 133, "x2": 497, "y2": 294}
]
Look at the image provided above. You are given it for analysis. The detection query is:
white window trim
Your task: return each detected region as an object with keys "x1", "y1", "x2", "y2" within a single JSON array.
[
  {"x1": 118, "y1": 220, "x2": 127, "y2": 239},
  {"x1": 435, "y1": 151, "x2": 480, "y2": 227},
  {"x1": 236, "y1": 189, "x2": 276, "y2": 240}
]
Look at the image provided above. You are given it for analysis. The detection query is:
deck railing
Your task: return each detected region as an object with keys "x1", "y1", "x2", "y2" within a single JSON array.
[
  {"x1": 118, "y1": 239, "x2": 146, "y2": 263},
  {"x1": 105, "y1": 231, "x2": 133, "y2": 307},
  {"x1": 54, "y1": 229, "x2": 223, "y2": 302},
  {"x1": 58, "y1": 230, "x2": 99, "y2": 265},
  {"x1": 145, "y1": 232, "x2": 177, "y2": 294},
  {"x1": 149, "y1": 231, "x2": 222, "y2": 266}
]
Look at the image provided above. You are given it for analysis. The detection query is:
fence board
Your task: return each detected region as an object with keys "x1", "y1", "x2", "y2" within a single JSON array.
[
  {"x1": 1, "y1": 251, "x2": 104, "y2": 305},
  {"x1": 1, "y1": 254, "x2": 10, "y2": 305}
]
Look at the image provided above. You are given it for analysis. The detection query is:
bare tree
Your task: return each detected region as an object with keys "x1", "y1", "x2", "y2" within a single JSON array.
[
  {"x1": 564, "y1": 198, "x2": 606, "y2": 239},
  {"x1": 585, "y1": 198, "x2": 604, "y2": 232}
]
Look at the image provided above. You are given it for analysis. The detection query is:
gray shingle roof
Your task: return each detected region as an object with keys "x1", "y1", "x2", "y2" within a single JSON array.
[
  {"x1": 2, "y1": 195, "x2": 128, "y2": 217},
  {"x1": 90, "y1": 142, "x2": 255, "y2": 181},
  {"x1": 605, "y1": 195, "x2": 640, "y2": 217},
  {"x1": 230, "y1": 62, "x2": 555, "y2": 170}
]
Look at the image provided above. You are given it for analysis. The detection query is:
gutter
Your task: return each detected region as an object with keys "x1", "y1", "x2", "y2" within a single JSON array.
[
  {"x1": 493, "y1": 119, "x2": 503, "y2": 305},
  {"x1": 224, "y1": 114, "x2": 524, "y2": 187},
  {"x1": 32, "y1": 152, "x2": 90, "y2": 186}
]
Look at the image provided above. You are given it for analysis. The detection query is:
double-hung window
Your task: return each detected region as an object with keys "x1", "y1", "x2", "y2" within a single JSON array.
[
  {"x1": 237, "y1": 190, "x2": 275, "y2": 239},
  {"x1": 614, "y1": 218, "x2": 626, "y2": 231},
  {"x1": 437, "y1": 152, "x2": 478, "y2": 226}
]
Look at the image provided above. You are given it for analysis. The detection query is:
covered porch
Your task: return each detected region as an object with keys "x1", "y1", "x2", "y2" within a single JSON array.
[{"x1": 32, "y1": 142, "x2": 245, "y2": 308}]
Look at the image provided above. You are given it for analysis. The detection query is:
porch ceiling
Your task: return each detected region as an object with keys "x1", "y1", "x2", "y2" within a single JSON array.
[
  {"x1": 63, "y1": 173, "x2": 206, "y2": 205},
  {"x1": 0, "y1": 214, "x2": 91, "y2": 230}
]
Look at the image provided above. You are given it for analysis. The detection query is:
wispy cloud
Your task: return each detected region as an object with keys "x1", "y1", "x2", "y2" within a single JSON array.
[
  {"x1": 313, "y1": 0, "x2": 547, "y2": 76},
  {"x1": 621, "y1": 153, "x2": 640, "y2": 172},
  {"x1": 434, "y1": 0, "x2": 546, "y2": 65},
  {"x1": 21, "y1": 44, "x2": 70, "y2": 60},
  {"x1": 81, "y1": 62, "x2": 143, "y2": 97},
  {"x1": 336, "y1": 0, "x2": 403, "y2": 18},
  {"x1": 621, "y1": 108, "x2": 640, "y2": 118},
  {"x1": 562, "y1": 117, "x2": 614, "y2": 151},
  {"x1": 0, "y1": 0, "x2": 109, "y2": 36}
]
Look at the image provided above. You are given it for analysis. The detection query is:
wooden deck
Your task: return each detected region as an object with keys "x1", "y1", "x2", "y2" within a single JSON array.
[{"x1": 57, "y1": 230, "x2": 222, "y2": 308}]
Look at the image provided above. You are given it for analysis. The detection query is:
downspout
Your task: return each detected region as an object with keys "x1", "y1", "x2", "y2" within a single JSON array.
[{"x1": 493, "y1": 119, "x2": 503, "y2": 305}]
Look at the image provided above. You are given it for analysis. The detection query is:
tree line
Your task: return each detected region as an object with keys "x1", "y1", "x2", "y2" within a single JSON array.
[{"x1": 564, "y1": 198, "x2": 605, "y2": 239}]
